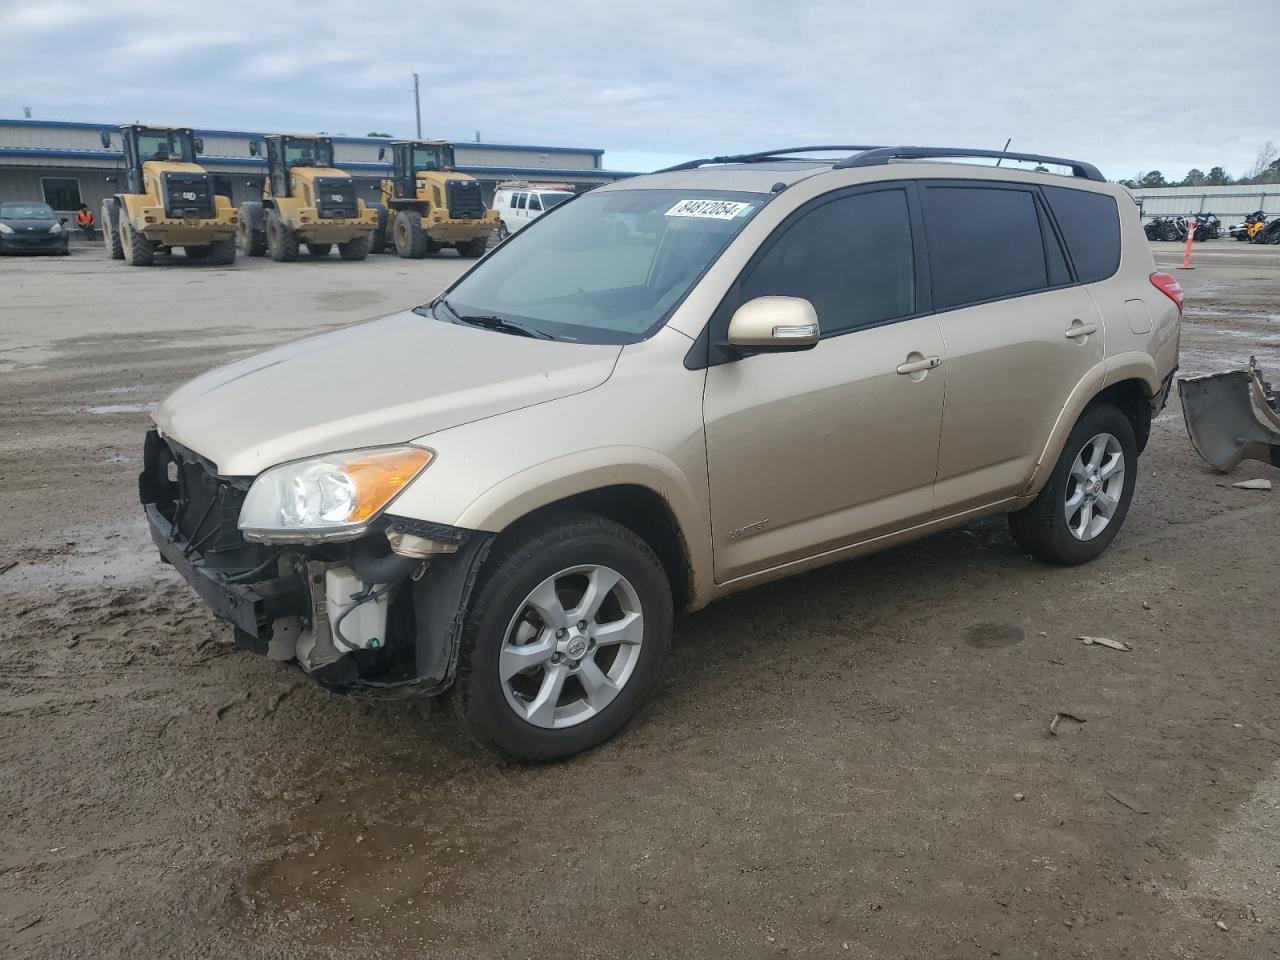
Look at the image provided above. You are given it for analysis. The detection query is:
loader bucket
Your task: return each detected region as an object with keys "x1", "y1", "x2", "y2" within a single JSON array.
[{"x1": 1179, "y1": 368, "x2": 1280, "y2": 472}]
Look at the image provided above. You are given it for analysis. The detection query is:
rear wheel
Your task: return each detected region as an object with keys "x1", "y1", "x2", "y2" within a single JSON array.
[
  {"x1": 369, "y1": 204, "x2": 388, "y2": 253},
  {"x1": 120, "y1": 218, "x2": 154, "y2": 266},
  {"x1": 102, "y1": 201, "x2": 124, "y2": 260},
  {"x1": 457, "y1": 236, "x2": 487, "y2": 258},
  {"x1": 393, "y1": 210, "x2": 428, "y2": 258},
  {"x1": 449, "y1": 515, "x2": 673, "y2": 761},
  {"x1": 184, "y1": 244, "x2": 211, "y2": 259},
  {"x1": 1008, "y1": 404, "x2": 1137, "y2": 565},
  {"x1": 306, "y1": 242, "x2": 332, "y2": 257},
  {"x1": 238, "y1": 205, "x2": 267, "y2": 256},
  {"x1": 337, "y1": 234, "x2": 370, "y2": 260},
  {"x1": 207, "y1": 234, "x2": 236, "y2": 265},
  {"x1": 266, "y1": 211, "x2": 298, "y2": 262}
]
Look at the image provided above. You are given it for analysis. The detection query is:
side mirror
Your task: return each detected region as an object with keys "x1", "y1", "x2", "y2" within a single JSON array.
[
  {"x1": 726, "y1": 296, "x2": 820, "y2": 351},
  {"x1": 194, "y1": 137, "x2": 204, "y2": 154},
  {"x1": 249, "y1": 140, "x2": 261, "y2": 157}
]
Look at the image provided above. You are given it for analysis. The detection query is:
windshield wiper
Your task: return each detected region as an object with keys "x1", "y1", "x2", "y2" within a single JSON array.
[{"x1": 433, "y1": 298, "x2": 553, "y2": 340}]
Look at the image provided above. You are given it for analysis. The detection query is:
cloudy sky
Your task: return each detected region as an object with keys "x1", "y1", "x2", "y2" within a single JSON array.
[{"x1": 3, "y1": 0, "x2": 1276, "y2": 181}]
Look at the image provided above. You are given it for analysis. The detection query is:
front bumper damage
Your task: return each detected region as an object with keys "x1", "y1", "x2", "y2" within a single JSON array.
[
  {"x1": 139, "y1": 430, "x2": 491, "y2": 695},
  {"x1": 1179, "y1": 360, "x2": 1280, "y2": 472}
]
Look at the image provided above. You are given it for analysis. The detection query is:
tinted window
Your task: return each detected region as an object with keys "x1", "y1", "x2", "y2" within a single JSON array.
[
  {"x1": 41, "y1": 178, "x2": 81, "y2": 210},
  {"x1": 528, "y1": 194, "x2": 543, "y2": 212},
  {"x1": 924, "y1": 185, "x2": 1047, "y2": 309},
  {"x1": 1042, "y1": 186, "x2": 1121, "y2": 283},
  {"x1": 516, "y1": 193, "x2": 527, "y2": 209},
  {"x1": 739, "y1": 189, "x2": 915, "y2": 336}
]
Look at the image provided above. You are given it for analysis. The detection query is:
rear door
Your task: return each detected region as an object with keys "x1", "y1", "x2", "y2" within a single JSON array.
[{"x1": 920, "y1": 181, "x2": 1105, "y2": 513}]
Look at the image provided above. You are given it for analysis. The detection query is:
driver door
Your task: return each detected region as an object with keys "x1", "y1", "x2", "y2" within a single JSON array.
[{"x1": 703, "y1": 184, "x2": 946, "y2": 583}]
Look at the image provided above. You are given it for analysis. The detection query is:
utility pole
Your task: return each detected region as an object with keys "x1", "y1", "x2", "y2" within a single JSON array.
[{"x1": 412, "y1": 72, "x2": 422, "y2": 139}]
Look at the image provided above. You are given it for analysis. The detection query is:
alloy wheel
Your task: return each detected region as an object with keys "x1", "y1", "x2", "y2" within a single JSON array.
[
  {"x1": 1064, "y1": 432, "x2": 1125, "y2": 541},
  {"x1": 499, "y1": 564, "x2": 645, "y2": 729}
]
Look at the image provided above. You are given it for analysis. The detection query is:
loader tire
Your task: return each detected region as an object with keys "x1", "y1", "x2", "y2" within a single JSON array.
[
  {"x1": 121, "y1": 218, "x2": 155, "y2": 266},
  {"x1": 184, "y1": 245, "x2": 211, "y2": 259},
  {"x1": 102, "y1": 201, "x2": 125, "y2": 260},
  {"x1": 306, "y1": 242, "x2": 332, "y2": 257},
  {"x1": 208, "y1": 235, "x2": 237, "y2": 265},
  {"x1": 238, "y1": 205, "x2": 267, "y2": 257},
  {"x1": 457, "y1": 236, "x2": 487, "y2": 259},
  {"x1": 337, "y1": 235, "x2": 370, "y2": 261},
  {"x1": 393, "y1": 210, "x2": 429, "y2": 258},
  {"x1": 369, "y1": 204, "x2": 388, "y2": 253},
  {"x1": 266, "y1": 211, "x2": 299, "y2": 262}
]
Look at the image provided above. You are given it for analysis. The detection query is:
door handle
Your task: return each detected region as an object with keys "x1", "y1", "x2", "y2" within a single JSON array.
[
  {"x1": 1064, "y1": 320, "x2": 1098, "y2": 340},
  {"x1": 896, "y1": 355, "x2": 942, "y2": 375}
]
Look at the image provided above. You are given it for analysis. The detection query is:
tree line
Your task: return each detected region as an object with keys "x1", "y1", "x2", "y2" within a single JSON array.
[{"x1": 1118, "y1": 141, "x2": 1280, "y2": 189}]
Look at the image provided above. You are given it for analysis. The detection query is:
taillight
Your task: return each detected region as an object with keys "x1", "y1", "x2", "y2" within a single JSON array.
[{"x1": 1150, "y1": 271, "x2": 1184, "y2": 313}]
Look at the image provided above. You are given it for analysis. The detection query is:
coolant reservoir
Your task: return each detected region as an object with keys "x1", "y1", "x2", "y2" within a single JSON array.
[{"x1": 325, "y1": 567, "x2": 390, "y2": 653}]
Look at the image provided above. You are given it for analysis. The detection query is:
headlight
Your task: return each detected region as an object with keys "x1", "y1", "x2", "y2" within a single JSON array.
[
  {"x1": 0, "y1": 223, "x2": 13, "y2": 235},
  {"x1": 49, "y1": 222, "x2": 62, "y2": 234},
  {"x1": 238, "y1": 446, "x2": 433, "y2": 542}
]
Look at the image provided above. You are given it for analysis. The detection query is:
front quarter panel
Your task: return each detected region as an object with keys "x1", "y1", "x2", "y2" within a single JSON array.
[{"x1": 388, "y1": 327, "x2": 715, "y2": 607}]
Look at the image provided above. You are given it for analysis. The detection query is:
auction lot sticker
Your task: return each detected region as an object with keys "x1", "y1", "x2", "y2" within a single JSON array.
[{"x1": 665, "y1": 199, "x2": 752, "y2": 220}]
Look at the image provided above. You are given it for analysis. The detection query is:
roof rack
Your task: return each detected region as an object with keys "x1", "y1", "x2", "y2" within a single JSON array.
[
  {"x1": 656, "y1": 146, "x2": 884, "y2": 173},
  {"x1": 832, "y1": 146, "x2": 1105, "y2": 182}
]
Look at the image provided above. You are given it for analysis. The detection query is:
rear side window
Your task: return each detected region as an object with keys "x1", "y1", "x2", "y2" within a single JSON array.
[
  {"x1": 738, "y1": 188, "x2": 916, "y2": 336},
  {"x1": 923, "y1": 185, "x2": 1050, "y2": 309},
  {"x1": 1042, "y1": 186, "x2": 1121, "y2": 283}
]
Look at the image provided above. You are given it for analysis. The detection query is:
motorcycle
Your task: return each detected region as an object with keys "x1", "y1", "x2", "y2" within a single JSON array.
[
  {"x1": 1144, "y1": 216, "x2": 1181, "y2": 241},
  {"x1": 1230, "y1": 211, "x2": 1266, "y2": 242},
  {"x1": 1193, "y1": 213, "x2": 1221, "y2": 241}
]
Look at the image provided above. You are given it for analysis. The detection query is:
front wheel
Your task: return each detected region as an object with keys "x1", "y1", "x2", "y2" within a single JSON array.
[
  {"x1": 337, "y1": 235, "x2": 370, "y2": 260},
  {"x1": 449, "y1": 515, "x2": 673, "y2": 761},
  {"x1": 457, "y1": 236, "x2": 487, "y2": 258},
  {"x1": 306, "y1": 242, "x2": 332, "y2": 257},
  {"x1": 1008, "y1": 404, "x2": 1137, "y2": 565}
]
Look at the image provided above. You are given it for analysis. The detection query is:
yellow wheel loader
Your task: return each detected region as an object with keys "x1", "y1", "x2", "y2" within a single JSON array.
[
  {"x1": 101, "y1": 125, "x2": 238, "y2": 266},
  {"x1": 370, "y1": 140, "x2": 498, "y2": 259},
  {"x1": 238, "y1": 135, "x2": 377, "y2": 262}
]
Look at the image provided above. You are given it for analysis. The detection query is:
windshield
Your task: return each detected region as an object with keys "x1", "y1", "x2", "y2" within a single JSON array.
[
  {"x1": 136, "y1": 129, "x2": 194, "y2": 163},
  {"x1": 1, "y1": 202, "x2": 55, "y2": 220},
  {"x1": 436, "y1": 189, "x2": 765, "y2": 344},
  {"x1": 412, "y1": 145, "x2": 452, "y2": 171},
  {"x1": 285, "y1": 138, "x2": 332, "y2": 168},
  {"x1": 540, "y1": 192, "x2": 572, "y2": 209}
]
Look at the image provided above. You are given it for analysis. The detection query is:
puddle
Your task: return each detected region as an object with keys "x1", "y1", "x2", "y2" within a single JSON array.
[
  {"x1": 85, "y1": 402, "x2": 152, "y2": 415},
  {"x1": 963, "y1": 621, "x2": 1025, "y2": 649}
]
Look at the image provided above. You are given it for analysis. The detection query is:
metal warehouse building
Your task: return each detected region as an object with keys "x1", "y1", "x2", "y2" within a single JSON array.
[
  {"x1": 0, "y1": 118, "x2": 635, "y2": 217},
  {"x1": 1130, "y1": 184, "x2": 1280, "y2": 223}
]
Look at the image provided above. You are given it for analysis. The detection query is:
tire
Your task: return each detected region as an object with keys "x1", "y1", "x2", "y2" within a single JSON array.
[
  {"x1": 337, "y1": 234, "x2": 370, "y2": 261},
  {"x1": 102, "y1": 201, "x2": 124, "y2": 260},
  {"x1": 306, "y1": 242, "x2": 332, "y2": 257},
  {"x1": 238, "y1": 204, "x2": 267, "y2": 257},
  {"x1": 207, "y1": 234, "x2": 236, "y2": 265},
  {"x1": 266, "y1": 210, "x2": 298, "y2": 262},
  {"x1": 449, "y1": 514, "x2": 673, "y2": 761},
  {"x1": 393, "y1": 210, "x2": 429, "y2": 258},
  {"x1": 497, "y1": 221, "x2": 509, "y2": 241},
  {"x1": 457, "y1": 236, "x2": 487, "y2": 258},
  {"x1": 426, "y1": 239, "x2": 443, "y2": 255},
  {"x1": 120, "y1": 218, "x2": 154, "y2": 266},
  {"x1": 1008, "y1": 404, "x2": 1138, "y2": 566},
  {"x1": 184, "y1": 245, "x2": 211, "y2": 259},
  {"x1": 369, "y1": 204, "x2": 388, "y2": 253},
  {"x1": 1160, "y1": 224, "x2": 1179, "y2": 242}
]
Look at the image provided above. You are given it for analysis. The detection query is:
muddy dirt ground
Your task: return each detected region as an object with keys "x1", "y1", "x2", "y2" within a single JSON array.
[{"x1": 2, "y1": 241, "x2": 1278, "y2": 959}]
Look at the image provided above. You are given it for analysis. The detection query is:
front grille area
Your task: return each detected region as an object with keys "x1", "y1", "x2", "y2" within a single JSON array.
[
  {"x1": 162, "y1": 171, "x2": 215, "y2": 219},
  {"x1": 445, "y1": 179, "x2": 485, "y2": 220},
  {"x1": 140, "y1": 431, "x2": 262, "y2": 572},
  {"x1": 313, "y1": 176, "x2": 359, "y2": 219}
]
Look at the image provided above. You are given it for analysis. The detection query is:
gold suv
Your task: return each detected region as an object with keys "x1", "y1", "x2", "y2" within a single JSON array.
[{"x1": 140, "y1": 145, "x2": 1182, "y2": 760}]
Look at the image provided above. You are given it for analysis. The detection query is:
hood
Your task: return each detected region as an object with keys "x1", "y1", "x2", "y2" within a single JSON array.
[{"x1": 153, "y1": 310, "x2": 620, "y2": 476}]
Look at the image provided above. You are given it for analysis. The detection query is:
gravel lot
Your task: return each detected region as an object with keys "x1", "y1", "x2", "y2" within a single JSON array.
[{"x1": 2, "y1": 241, "x2": 1278, "y2": 959}]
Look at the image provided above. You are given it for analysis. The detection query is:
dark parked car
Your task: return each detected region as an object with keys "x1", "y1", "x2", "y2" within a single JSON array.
[{"x1": 0, "y1": 201, "x2": 70, "y2": 255}]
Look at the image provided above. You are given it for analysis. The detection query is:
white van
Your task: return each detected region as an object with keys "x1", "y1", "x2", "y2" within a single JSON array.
[{"x1": 493, "y1": 183, "x2": 575, "y2": 239}]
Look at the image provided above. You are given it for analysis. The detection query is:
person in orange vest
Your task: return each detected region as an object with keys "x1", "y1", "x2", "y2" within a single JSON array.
[{"x1": 75, "y1": 203, "x2": 95, "y2": 239}]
